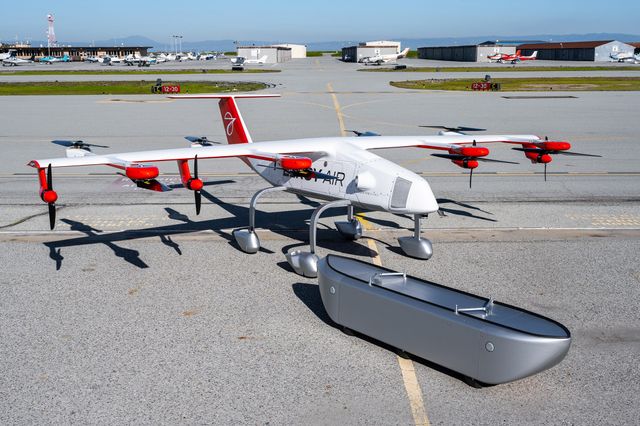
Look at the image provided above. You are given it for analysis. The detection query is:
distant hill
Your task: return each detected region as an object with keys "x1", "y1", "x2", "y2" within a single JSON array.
[{"x1": 6, "y1": 33, "x2": 639, "y2": 52}]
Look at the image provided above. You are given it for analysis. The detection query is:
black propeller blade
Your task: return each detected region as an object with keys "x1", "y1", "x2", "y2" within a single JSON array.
[
  {"x1": 51, "y1": 140, "x2": 109, "y2": 150},
  {"x1": 431, "y1": 153, "x2": 518, "y2": 164},
  {"x1": 185, "y1": 136, "x2": 219, "y2": 146},
  {"x1": 420, "y1": 125, "x2": 487, "y2": 132},
  {"x1": 512, "y1": 147, "x2": 601, "y2": 157},
  {"x1": 194, "y1": 155, "x2": 201, "y2": 215},
  {"x1": 346, "y1": 130, "x2": 381, "y2": 137},
  {"x1": 553, "y1": 151, "x2": 602, "y2": 157},
  {"x1": 47, "y1": 163, "x2": 56, "y2": 230}
]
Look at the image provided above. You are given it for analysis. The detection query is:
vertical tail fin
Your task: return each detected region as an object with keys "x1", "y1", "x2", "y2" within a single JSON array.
[
  {"x1": 168, "y1": 94, "x2": 280, "y2": 145},
  {"x1": 218, "y1": 97, "x2": 252, "y2": 144}
]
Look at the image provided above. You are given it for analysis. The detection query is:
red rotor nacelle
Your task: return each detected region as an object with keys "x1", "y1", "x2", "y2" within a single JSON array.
[
  {"x1": 126, "y1": 165, "x2": 159, "y2": 180},
  {"x1": 449, "y1": 146, "x2": 489, "y2": 158},
  {"x1": 538, "y1": 141, "x2": 571, "y2": 151},
  {"x1": 525, "y1": 152, "x2": 553, "y2": 164},
  {"x1": 452, "y1": 159, "x2": 479, "y2": 169},
  {"x1": 280, "y1": 157, "x2": 312, "y2": 170}
]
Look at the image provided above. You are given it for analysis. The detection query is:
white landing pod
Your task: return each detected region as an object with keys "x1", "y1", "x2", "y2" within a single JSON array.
[{"x1": 317, "y1": 255, "x2": 571, "y2": 386}]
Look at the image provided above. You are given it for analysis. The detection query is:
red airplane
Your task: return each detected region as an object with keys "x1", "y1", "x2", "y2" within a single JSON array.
[{"x1": 488, "y1": 50, "x2": 538, "y2": 64}]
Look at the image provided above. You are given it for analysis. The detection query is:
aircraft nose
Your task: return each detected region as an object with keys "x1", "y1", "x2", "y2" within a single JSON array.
[{"x1": 406, "y1": 178, "x2": 439, "y2": 214}]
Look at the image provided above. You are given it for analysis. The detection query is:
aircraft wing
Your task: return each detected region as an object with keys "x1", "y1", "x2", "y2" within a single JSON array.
[
  {"x1": 28, "y1": 140, "x2": 327, "y2": 170},
  {"x1": 347, "y1": 134, "x2": 543, "y2": 151}
]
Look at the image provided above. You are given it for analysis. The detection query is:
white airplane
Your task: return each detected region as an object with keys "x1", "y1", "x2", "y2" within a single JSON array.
[
  {"x1": 0, "y1": 50, "x2": 17, "y2": 61},
  {"x1": 28, "y1": 94, "x2": 599, "y2": 277},
  {"x1": 124, "y1": 54, "x2": 157, "y2": 66},
  {"x1": 609, "y1": 51, "x2": 635, "y2": 62},
  {"x1": 244, "y1": 55, "x2": 268, "y2": 65},
  {"x1": 2, "y1": 56, "x2": 33, "y2": 66},
  {"x1": 361, "y1": 47, "x2": 410, "y2": 65}
]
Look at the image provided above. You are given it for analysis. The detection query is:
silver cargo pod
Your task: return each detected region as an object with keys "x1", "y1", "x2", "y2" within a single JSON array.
[{"x1": 317, "y1": 255, "x2": 571, "y2": 386}]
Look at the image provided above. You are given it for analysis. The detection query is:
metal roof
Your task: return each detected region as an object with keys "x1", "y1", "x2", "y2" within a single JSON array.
[{"x1": 517, "y1": 40, "x2": 617, "y2": 49}]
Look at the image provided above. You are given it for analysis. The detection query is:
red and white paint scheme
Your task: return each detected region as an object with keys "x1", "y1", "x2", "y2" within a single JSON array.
[
  {"x1": 489, "y1": 50, "x2": 538, "y2": 63},
  {"x1": 28, "y1": 94, "x2": 598, "y2": 276}
]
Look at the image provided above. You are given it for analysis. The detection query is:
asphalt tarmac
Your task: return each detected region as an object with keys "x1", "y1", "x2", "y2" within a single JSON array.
[{"x1": 1, "y1": 55, "x2": 639, "y2": 425}]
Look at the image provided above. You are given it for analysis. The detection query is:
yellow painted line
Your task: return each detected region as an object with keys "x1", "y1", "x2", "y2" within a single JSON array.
[
  {"x1": 327, "y1": 82, "x2": 347, "y2": 136},
  {"x1": 398, "y1": 357, "x2": 430, "y2": 426},
  {"x1": 356, "y1": 213, "x2": 430, "y2": 426}
]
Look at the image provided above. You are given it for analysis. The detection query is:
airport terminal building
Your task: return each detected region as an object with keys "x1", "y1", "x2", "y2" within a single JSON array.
[
  {"x1": 0, "y1": 45, "x2": 151, "y2": 61},
  {"x1": 417, "y1": 42, "x2": 515, "y2": 62},
  {"x1": 517, "y1": 40, "x2": 636, "y2": 62}
]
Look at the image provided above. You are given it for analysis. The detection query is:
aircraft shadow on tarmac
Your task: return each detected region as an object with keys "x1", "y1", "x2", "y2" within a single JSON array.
[
  {"x1": 291, "y1": 282, "x2": 488, "y2": 388},
  {"x1": 43, "y1": 189, "x2": 372, "y2": 270},
  {"x1": 43, "y1": 190, "x2": 496, "y2": 270}
]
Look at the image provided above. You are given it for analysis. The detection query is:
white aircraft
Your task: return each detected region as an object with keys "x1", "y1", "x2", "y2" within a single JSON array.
[
  {"x1": 610, "y1": 51, "x2": 635, "y2": 62},
  {"x1": 124, "y1": 54, "x2": 157, "y2": 66},
  {"x1": 361, "y1": 47, "x2": 410, "y2": 65},
  {"x1": 2, "y1": 56, "x2": 33, "y2": 66},
  {"x1": 28, "y1": 94, "x2": 599, "y2": 277},
  {"x1": 0, "y1": 50, "x2": 17, "y2": 61},
  {"x1": 244, "y1": 55, "x2": 268, "y2": 65}
]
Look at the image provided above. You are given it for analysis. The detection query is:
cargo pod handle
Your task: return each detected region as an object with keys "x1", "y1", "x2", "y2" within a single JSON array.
[
  {"x1": 369, "y1": 272, "x2": 407, "y2": 287},
  {"x1": 455, "y1": 298, "x2": 494, "y2": 318}
]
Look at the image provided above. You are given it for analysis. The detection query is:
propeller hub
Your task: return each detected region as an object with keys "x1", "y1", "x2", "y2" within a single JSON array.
[
  {"x1": 188, "y1": 178, "x2": 203, "y2": 191},
  {"x1": 41, "y1": 189, "x2": 58, "y2": 204},
  {"x1": 537, "y1": 154, "x2": 552, "y2": 164}
]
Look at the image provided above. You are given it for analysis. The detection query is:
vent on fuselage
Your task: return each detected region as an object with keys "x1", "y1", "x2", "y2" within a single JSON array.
[{"x1": 390, "y1": 177, "x2": 412, "y2": 209}]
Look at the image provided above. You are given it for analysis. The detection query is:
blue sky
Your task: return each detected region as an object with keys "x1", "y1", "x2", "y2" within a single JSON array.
[{"x1": 2, "y1": 0, "x2": 638, "y2": 43}]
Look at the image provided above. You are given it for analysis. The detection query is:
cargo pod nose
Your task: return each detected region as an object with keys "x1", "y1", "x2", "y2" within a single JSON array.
[{"x1": 476, "y1": 326, "x2": 571, "y2": 385}]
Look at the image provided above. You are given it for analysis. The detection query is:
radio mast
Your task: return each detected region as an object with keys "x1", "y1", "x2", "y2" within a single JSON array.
[{"x1": 47, "y1": 14, "x2": 56, "y2": 56}]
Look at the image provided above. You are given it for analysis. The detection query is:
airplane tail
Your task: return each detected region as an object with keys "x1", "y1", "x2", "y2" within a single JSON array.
[
  {"x1": 531, "y1": 51, "x2": 538, "y2": 58},
  {"x1": 259, "y1": 55, "x2": 267, "y2": 63},
  {"x1": 515, "y1": 50, "x2": 521, "y2": 56},
  {"x1": 168, "y1": 94, "x2": 280, "y2": 144},
  {"x1": 398, "y1": 47, "x2": 410, "y2": 58}
]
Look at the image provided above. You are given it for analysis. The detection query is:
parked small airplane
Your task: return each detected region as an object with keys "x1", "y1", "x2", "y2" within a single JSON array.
[
  {"x1": 609, "y1": 51, "x2": 635, "y2": 62},
  {"x1": 2, "y1": 56, "x2": 33, "y2": 66},
  {"x1": 28, "y1": 95, "x2": 599, "y2": 276},
  {"x1": 39, "y1": 54, "x2": 71, "y2": 64},
  {"x1": 361, "y1": 47, "x2": 410, "y2": 65},
  {"x1": 0, "y1": 49, "x2": 17, "y2": 61},
  {"x1": 489, "y1": 50, "x2": 537, "y2": 63},
  {"x1": 244, "y1": 55, "x2": 268, "y2": 65},
  {"x1": 124, "y1": 54, "x2": 157, "y2": 66}
]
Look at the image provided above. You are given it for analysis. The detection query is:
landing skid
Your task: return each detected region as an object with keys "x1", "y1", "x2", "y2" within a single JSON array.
[
  {"x1": 233, "y1": 186, "x2": 287, "y2": 253},
  {"x1": 286, "y1": 199, "x2": 352, "y2": 278},
  {"x1": 398, "y1": 214, "x2": 433, "y2": 260},
  {"x1": 335, "y1": 205, "x2": 362, "y2": 240}
]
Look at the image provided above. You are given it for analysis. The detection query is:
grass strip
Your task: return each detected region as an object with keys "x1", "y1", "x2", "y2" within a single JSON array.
[
  {"x1": 362, "y1": 66, "x2": 640, "y2": 73},
  {"x1": 390, "y1": 77, "x2": 640, "y2": 91},
  {"x1": 0, "y1": 80, "x2": 269, "y2": 95}
]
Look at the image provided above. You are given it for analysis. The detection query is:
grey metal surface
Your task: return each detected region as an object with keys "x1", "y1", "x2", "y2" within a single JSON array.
[
  {"x1": 318, "y1": 255, "x2": 571, "y2": 385},
  {"x1": 232, "y1": 228, "x2": 260, "y2": 253}
]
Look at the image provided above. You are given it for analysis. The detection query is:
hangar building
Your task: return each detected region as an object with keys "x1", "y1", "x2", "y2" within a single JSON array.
[
  {"x1": 341, "y1": 41, "x2": 401, "y2": 62},
  {"x1": 236, "y1": 46, "x2": 292, "y2": 63},
  {"x1": 0, "y1": 45, "x2": 151, "y2": 61},
  {"x1": 272, "y1": 44, "x2": 306, "y2": 58},
  {"x1": 417, "y1": 41, "x2": 515, "y2": 62},
  {"x1": 517, "y1": 40, "x2": 636, "y2": 62}
]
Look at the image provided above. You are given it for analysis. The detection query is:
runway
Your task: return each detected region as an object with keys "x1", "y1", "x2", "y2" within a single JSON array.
[{"x1": 1, "y1": 55, "x2": 639, "y2": 424}]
